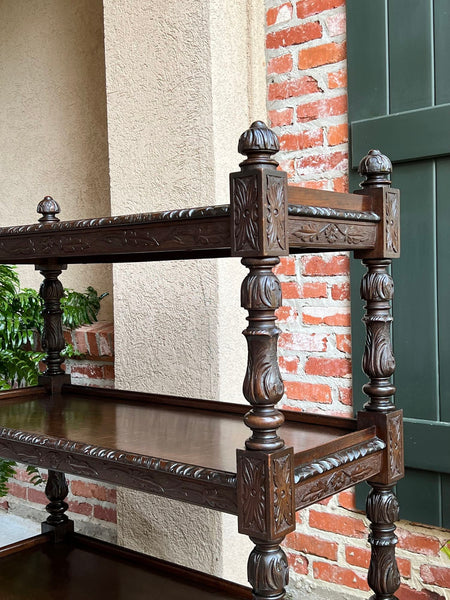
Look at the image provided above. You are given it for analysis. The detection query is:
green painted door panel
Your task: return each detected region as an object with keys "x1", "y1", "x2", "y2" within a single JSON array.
[
  {"x1": 388, "y1": 0, "x2": 433, "y2": 112},
  {"x1": 436, "y1": 157, "x2": 450, "y2": 422},
  {"x1": 434, "y1": 0, "x2": 450, "y2": 105},
  {"x1": 347, "y1": 0, "x2": 450, "y2": 527},
  {"x1": 391, "y1": 162, "x2": 438, "y2": 422},
  {"x1": 396, "y1": 469, "x2": 442, "y2": 527}
]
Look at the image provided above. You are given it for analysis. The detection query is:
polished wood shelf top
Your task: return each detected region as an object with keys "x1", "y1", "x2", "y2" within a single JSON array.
[
  {"x1": 0, "y1": 385, "x2": 384, "y2": 514},
  {"x1": 0, "y1": 533, "x2": 251, "y2": 600},
  {"x1": 0, "y1": 385, "x2": 355, "y2": 475}
]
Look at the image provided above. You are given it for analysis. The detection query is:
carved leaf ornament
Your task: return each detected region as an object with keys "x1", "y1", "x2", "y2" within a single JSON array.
[
  {"x1": 234, "y1": 177, "x2": 259, "y2": 252},
  {"x1": 241, "y1": 457, "x2": 266, "y2": 533},
  {"x1": 266, "y1": 177, "x2": 286, "y2": 251}
]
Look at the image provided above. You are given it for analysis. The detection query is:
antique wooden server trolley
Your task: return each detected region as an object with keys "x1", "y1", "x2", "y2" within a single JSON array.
[{"x1": 0, "y1": 122, "x2": 402, "y2": 599}]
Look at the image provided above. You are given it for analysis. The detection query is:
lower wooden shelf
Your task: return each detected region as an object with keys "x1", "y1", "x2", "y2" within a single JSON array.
[{"x1": 0, "y1": 533, "x2": 251, "y2": 600}]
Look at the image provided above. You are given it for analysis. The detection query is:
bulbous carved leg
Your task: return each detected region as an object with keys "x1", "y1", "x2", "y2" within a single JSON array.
[
  {"x1": 39, "y1": 267, "x2": 66, "y2": 376},
  {"x1": 241, "y1": 257, "x2": 285, "y2": 452},
  {"x1": 42, "y1": 470, "x2": 74, "y2": 542},
  {"x1": 366, "y1": 485, "x2": 400, "y2": 599},
  {"x1": 248, "y1": 538, "x2": 289, "y2": 600}
]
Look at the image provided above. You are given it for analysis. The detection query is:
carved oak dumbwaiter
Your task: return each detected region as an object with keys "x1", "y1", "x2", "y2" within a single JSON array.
[{"x1": 0, "y1": 123, "x2": 402, "y2": 599}]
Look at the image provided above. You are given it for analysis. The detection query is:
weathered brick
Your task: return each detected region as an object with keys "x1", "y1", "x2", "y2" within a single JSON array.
[
  {"x1": 279, "y1": 356, "x2": 300, "y2": 374},
  {"x1": 297, "y1": 0, "x2": 345, "y2": 19},
  {"x1": 298, "y1": 42, "x2": 346, "y2": 69},
  {"x1": 71, "y1": 480, "x2": 116, "y2": 503},
  {"x1": 276, "y1": 305, "x2": 298, "y2": 323},
  {"x1": 305, "y1": 357, "x2": 351, "y2": 377},
  {"x1": 274, "y1": 256, "x2": 296, "y2": 276},
  {"x1": 326, "y1": 12, "x2": 346, "y2": 37},
  {"x1": 267, "y1": 22, "x2": 322, "y2": 49},
  {"x1": 28, "y1": 488, "x2": 47, "y2": 505},
  {"x1": 332, "y1": 175, "x2": 348, "y2": 192},
  {"x1": 68, "y1": 500, "x2": 92, "y2": 517},
  {"x1": 420, "y1": 565, "x2": 450, "y2": 588},
  {"x1": 8, "y1": 482, "x2": 27, "y2": 500},
  {"x1": 301, "y1": 281, "x2": 327, "y2": 298},
  {"x1": 295, "y1": 151, "x2": 348, "y2": 174},
  {"x1": 328, "y1": 68, "x2": 347, "y2": 89},
  {"x1": 338, "y1": 489, "x2": 356, "y2": 510},
  {"x1": 269, "y1": 77, "x2": 321, "y2": 101},
  {"x1": 338, "y1": 386, "x2": 352, "y2": 406},
  {"x1": 345, "y1": 546, "x2": 411, "y2": 578},
  {"x1": 328, "y1": 123, "x2": 348, "y2": 147},
  {"x1": 279, "y1": 332, "x2": 327, "y2": 352},
  {"x1": 94, "y1": 505, "x2": 117, "y2": 524},
  {"x1": 396, "y1": 529, "x2": 441, "y2": 556},
  {"x1": 74, "y1": 329, "x2": 88, "y2": 354},
  {"x1": 313, "y1": 561, "x2": 370, "y2": 591},
  {"x1": 285, "y1": 550, "x2": 309, "y2": 575},
  {"x1": 269, "y1": 108, "x2": 294, "y2": 128},
  {"x1": 336, "y1": 333, "x2": 351, "y2": 353},
  {"x1": 297, "y1": 95, "x2": 348, "y2": 122},
  {"x1": 102, "y1": 364, "x2": 115, "y2": 380},
  {"x1": 289, "y1": 532, "x2": 338, "y2": 560},
  {"x1": 295, "y1": 180, "x2": 329, "y2": 190},
  {"x1": 303, "y1": 307, "x2": 351, "y2": 327},
  {"x1": 267, "y1": 53, "x2": 293, "y2": 75},
  {"x1": 279, "y1": 129, "x2": 324, "y2": 152},
  {"x1": 397, "y1": 585, "x2": 445, "y2": 600},
  {"x1": 267, "y1": 3, "x2": 293, "y2": 27},
  {"x1": 285, "y1": 381, "x2": 332, "y2": 404},
  {"x1": 281, "y1": 281, "x2": 301, "y2": 299},
  {"x1": 302, "y1": 254, "x2": 349, "y2": 276},
  {"x1": 309, "y1": 510, "x2": 366, "y2": 538}
]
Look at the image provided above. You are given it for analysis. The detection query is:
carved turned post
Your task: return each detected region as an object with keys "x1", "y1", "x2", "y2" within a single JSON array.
[
  {"x1": 36, "y1": 197, "x2": 73, "y2": 541},
  {"x1": 231, "y1": 122, "x2": 294, "y2": 600},
  {"x1": 355, "y1": 151, "x2": 403, "y2": 600}
]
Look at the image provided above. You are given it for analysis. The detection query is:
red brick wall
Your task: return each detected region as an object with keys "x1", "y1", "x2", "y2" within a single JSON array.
[
  {"x1": 3, "y1": 322, "x2": 117, "y2": 542},
  {"x1": 265, "y1": 1, "x2": 450, "y2": 598}
]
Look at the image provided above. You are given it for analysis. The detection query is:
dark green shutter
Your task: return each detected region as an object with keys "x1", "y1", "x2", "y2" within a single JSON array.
[{"x1": 347, "y1": 0, "x2": 450, "y2": 528}]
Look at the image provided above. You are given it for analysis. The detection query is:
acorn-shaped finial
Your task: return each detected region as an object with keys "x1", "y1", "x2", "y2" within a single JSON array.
[
  {"x1": 37, "y1": 196, "x2": 61, "y2": 223},
  {"x1": 358, "y1": 149, "x2": 392, "y2": 188},
  {"x1": 237, "y1": 121, "x2": 280, "y2": 166}
]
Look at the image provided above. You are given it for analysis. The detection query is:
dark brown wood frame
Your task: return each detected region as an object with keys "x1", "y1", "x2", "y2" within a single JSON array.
[{"x1": 0, "y1": 123, "x2": 402, "y2": 600}]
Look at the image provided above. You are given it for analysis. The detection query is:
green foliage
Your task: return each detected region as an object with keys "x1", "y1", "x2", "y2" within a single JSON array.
[
  {"x1": 0, "y1": 264, "x2": 107, "y2": 494},
  {"x1": 442, "y1": 540, "x2": 450, "y2": 560}
]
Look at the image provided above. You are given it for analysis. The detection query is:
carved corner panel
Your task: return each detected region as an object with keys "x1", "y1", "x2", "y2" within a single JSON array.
[
  {"x1": 355, "y1": 187, "x2": 400, "y2": 259},
  {"x1": 237, "y1": 447, "x2": 295, "y2": 539},
  {"x1": 230, "y1": 170, "x2": 288, "y2": 257},
  {"x1": 357, "y1": 410, "x2": 404, "y2": 485}
]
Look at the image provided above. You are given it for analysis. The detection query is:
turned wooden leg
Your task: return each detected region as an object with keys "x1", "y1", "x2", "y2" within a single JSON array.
[
  {"x1": 42, "y1": 469, "x2": 74, "y2": 542},
  {"x1": 366, "y1": 485, "x2": 400, "y2": 599},
  {"x1": 248, "y1": 539, "x2": 289, "y2": 600}
]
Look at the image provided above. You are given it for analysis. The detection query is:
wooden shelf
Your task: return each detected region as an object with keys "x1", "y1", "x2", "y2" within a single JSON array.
[
  {"x1": 0, "y1": 193, "x2": 380, "y2": 265},
  {"x1": 0, "y1": 533, "x2": 251, "y2": 600},
  {"x1": 0, "y1": 385, "x2": 385, "y2": 514}
]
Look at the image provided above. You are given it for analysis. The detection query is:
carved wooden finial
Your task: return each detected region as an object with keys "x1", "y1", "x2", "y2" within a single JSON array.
[
  {"x1": 37, "y1": 196, "x2": 61, "y2": 223},
  {"x1": 358, "y1": 149, "x2": 392, "y2": 188},
  {"x1": 238, "y1": 121, "x2": 280, "y2": 167}
]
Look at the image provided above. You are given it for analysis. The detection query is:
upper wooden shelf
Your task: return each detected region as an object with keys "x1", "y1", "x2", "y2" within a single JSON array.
[
  {"x1": 0, "y1": 186, "x2": 380, "y2": 265},
  {"x1": 0, "y1": 385, "x2": 384, "y2": 515}
]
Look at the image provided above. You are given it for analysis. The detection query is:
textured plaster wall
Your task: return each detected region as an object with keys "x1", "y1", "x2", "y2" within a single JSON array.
[
  {"x1": 103, "y1": 0, "x2": 266, "y2": 584},
  {"x1": 0, "y1": 0, "x2": 112, "y2": 318}
]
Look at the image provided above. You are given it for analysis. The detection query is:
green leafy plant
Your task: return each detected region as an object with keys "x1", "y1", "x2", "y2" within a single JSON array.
[
  {"x1": 442, "y1": 540, "x2": 450, "y2": 560},
  {"x1": 0, "y1": 264, "x2": 107, "y2": 495}
]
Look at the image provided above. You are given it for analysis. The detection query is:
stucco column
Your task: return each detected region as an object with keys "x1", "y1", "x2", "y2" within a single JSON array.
[
  {"x1": 103, "y1": 0, "x2": 266, "y2": 583},
  {"x1": 0, "y1": 0, "x2": 112, "y2": 319}
]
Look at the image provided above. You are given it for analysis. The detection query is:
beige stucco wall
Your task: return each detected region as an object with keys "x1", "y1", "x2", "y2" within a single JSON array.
[
  {"x1": 0, "y1": 0, "x2": 112, "y2": 319},
  {"x1": 103, "y1": 0, "x2": 266, "y2": 584}
]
